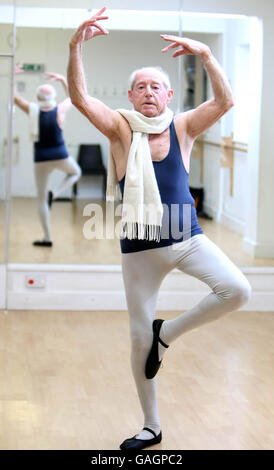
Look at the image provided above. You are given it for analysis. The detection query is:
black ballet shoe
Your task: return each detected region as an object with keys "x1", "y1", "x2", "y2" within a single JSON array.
[
  {"x1": 145, "y1": 319, "x2": 169, "y2": 379},
  {"x1": 120, "y1": 427, "x2": 162, "y2": 450},
  {"x1": 48, "y1": 191, "x2": 53, "y2": 209},
  {"x1": 32, "y1": 240, "x2": 53, "y2": 247}
]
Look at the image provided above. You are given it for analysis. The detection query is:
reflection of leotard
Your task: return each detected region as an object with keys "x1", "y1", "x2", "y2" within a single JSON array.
[
  {"x1": 33, "y1": 106, "x2": 81, "y2": 244},
  {"x1": 118, "y1": 119, "x2": 203, "y2": 253},
  {"x1": 34, "y1": 106, "x2": 68, "y2": 162}
]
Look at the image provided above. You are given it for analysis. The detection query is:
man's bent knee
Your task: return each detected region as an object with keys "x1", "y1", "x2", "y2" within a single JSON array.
[{"x1": 229, "y1": 279, "x2": 252, "y2": 309}]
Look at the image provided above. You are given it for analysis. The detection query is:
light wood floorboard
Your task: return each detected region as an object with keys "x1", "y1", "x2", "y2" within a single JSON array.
[{"x1": 0, "y1": 309, "x2": 273, "y2": 450}]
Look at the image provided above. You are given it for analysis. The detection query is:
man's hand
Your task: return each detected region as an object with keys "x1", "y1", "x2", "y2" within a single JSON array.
[
  {"x1": 45, "y1": 72, "x2": 70, "y2": 99},
  {"x1": 13, "y1": 64, "x2": 29, "y2": 114},
  {"x1": 45, "y1": 72, "x2": 66, "y2": 82},
  {"x1": 161, "y1": 35, "x2": 211, "y2": 61},
  {"x1": 161, "y1": 35, "x2": 234, "y2": 140},
  {"x1": 69, "y1": 6, "x2": 109, "y2": 47},
  {"x1": 15, "y1": 62, "x2": 24, "y2": 74}
]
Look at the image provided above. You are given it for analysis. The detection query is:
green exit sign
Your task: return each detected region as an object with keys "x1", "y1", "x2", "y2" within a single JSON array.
[{"x1": 22, "y1": 64, "x2": 44, "y2": 72}]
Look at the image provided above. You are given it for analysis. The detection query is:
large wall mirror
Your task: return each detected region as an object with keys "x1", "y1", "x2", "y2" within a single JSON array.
[
  {"x1": 2, "y1": 3, "x2": 272, "y2": 275},
  {"x1": 0, "y1": 0, "x2": 15, "y2": 310}
]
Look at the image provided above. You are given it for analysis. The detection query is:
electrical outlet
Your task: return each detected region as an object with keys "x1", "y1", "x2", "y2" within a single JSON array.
[{"x1": 25, "y1": 275, "x2": 46, "y2": 288}]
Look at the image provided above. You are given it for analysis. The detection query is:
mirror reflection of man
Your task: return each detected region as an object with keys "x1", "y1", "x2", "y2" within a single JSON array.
[
  {"x1": 68, "y1": 7, "x2": 252, "y2": 450},
  {"x1": 14, "y1": 66, "x2": 82, "y2": 247}
]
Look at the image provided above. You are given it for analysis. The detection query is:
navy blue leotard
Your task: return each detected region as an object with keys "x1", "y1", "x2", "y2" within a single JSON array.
[
  {"x1": 34, "y1": 107, "x2": 69, "y2": 162},
  {"x1": 119, "y1": 119, "x2": 203, "y2": 253}
]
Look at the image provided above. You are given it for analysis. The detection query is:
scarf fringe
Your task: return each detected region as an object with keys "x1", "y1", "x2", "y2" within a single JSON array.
[{"x1": 121, "y1": 222, "x2": 161, "y2": 242}]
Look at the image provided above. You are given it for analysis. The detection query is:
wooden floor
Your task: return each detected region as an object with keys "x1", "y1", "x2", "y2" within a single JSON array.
[
  {"x1": 0, "y1": 197, "x2": 273, "y2": 266},
  {"x1": 1, "y1": 308, "x2": 274, "y2": 450}
]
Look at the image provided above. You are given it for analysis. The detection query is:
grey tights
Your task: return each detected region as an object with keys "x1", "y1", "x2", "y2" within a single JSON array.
[{"x1": 121, "y1": 234, "x2": 252, "y2": 440}]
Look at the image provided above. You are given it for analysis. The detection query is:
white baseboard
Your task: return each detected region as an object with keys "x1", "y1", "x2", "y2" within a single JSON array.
[
  {"x1": 220, "y1": 212, "x2": 246, "y2": 235},
  {"x1": 6, "y1": 263, "x2": 274, "y2": 312},
  {"x1": 243, "y1": 237, "x2": 274, "y2": 259}
]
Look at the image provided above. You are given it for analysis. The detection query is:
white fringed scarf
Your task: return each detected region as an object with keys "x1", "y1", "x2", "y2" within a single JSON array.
[{"x1": 106, "y1": 107, "x2": 174, "y2": 241}]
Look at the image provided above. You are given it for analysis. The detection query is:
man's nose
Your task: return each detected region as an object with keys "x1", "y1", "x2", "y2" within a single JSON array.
[{"x1": 144, "y1": 85, "x2": 153, "y2": 96}]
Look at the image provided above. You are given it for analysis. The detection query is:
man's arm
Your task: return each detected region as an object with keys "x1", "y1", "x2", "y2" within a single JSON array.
[
  {"x1": 14, "y1": 91, "x2": 30, "y2": 114},
  {"x1": 67, "y1": 7, "x2": 122, "y2": 140},
  {"x1": 46, "y1": 72, "x2": 72, "y2": 113},
  {"x1": 14, "y1": 62, "x2": 30, "y2": 113},
  {"x1": 161, "y1": 35, "x2": 234, "y2": 139}
]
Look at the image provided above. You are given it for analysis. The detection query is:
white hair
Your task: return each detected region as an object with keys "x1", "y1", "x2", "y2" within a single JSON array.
[
  {"x1": 128, "y1": 66, "x2": 171, "y2": 90},
  {"x1": 36, "y1": 84, "x2": 57, "y2": 101}
]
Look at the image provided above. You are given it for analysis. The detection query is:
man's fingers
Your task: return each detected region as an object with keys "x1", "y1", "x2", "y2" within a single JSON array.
[
  {"x1": 85, "y1": 16, "x2": 109, "y2": 26},
  {"x1": 160, "y1": 34, "x2": 179, "y2": 42},
  {"x1": 93, "y1": 30, "x2": 106, "y2": 38},
  {"x1": 172, "y1": 49, "x2": 187, "y2": 58},
  {"x1": 94, "y1": 15, "x2": 109, "y2": 20},
  {"x1": 73, "y1": 8, "x2": 109, "y2": 42},
  {"x1": 80, "y1": 15, "x2": 108, "y2": 31},
  {"x1": 161, "y1": 34, "x2": 183, "y2": 41},
  {"x1": 161, "y1": 34, "x2": 191, "y2": 48},
  {"x1": 161, "y1": 42, "x2": 178, "y2": 52},
  {"x1": 92, "y1": 21, "x2": 109, "y2": 34},
  {"x1": 94, "y1": 6, "x2": 107, "y2": 17}
]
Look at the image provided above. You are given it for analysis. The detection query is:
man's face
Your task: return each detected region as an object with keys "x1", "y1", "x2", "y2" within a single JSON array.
[
  {"x1": 128, "y1": 70, "x2": 173, "y2": 117},
  {"x1": 37, "y1": 84, "x2": 56, "y2": 102}
]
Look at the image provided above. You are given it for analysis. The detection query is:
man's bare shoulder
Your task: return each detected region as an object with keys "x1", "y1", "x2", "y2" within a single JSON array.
[
  {"x1": 174, "y1": 111, "x2": 188, "y2": 128},
  {"x1": 174, "y1": 111, "x2": 193, "y2": 140},
  {"x1": 112, "y1": 110, "x2": 131, "y2": 142}
]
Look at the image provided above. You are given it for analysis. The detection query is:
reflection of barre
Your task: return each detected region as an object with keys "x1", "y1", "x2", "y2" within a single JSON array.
[
  {"x1": 196, "y1": 137, "x2": 248, "y2": 153},
  {"x1": 2, "y1": 136, "x2": 20, "y2": 166}
]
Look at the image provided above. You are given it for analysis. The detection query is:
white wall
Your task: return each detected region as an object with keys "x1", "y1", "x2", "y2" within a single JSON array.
[{"x1": 13, "y1": 0, "x2": 274, "y2": 16}]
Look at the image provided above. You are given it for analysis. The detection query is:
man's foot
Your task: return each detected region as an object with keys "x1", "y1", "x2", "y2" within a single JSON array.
[
  {"x1": 145, "y1": 319, "x2": 169, "y2": 379},
  {"x1": 32, "y1": 240, "x2": 53, "y2": 247},
  {"x1": 120, "y1": 427, "x2": 162, "y2": 450},
  {"x1": 48, "y1": 191, "x2": 53, "y2": 209}
]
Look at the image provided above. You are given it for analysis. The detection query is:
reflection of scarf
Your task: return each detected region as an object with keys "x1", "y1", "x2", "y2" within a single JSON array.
[
  {"x1": 28, "y1": 100, "x2": 57, "y2": 142},
  {"x1": 106, "y1": 107, "x2": 174, "y2": 242}
]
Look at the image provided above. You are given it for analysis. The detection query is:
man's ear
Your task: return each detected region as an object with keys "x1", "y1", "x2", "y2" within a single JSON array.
[
  {"x1": 128, "y1": 90, "x2": 133, "y2": 103},
  {"x1": 167, "y1": 89, "x2": 174, "y2": 103}
]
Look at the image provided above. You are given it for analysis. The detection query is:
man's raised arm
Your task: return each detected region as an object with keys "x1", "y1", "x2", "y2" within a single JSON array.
[
  {"x1": 14, "y1": 62, "x2": 30, "y2": 113},
  {"x1": 161, "y1": 35, "x2": 234, "y2": 139},
  {"x1": 67, "y1": 7, "x2": 121, "y2": 140}
]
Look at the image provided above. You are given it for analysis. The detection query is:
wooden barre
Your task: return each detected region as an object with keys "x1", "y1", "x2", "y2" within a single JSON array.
[
  {"x1": 197, "y1": 138, "x2": 248, "y2": 153},
  {"x1": 193, "y1": 135, "x2": 248, "y2": 197}
]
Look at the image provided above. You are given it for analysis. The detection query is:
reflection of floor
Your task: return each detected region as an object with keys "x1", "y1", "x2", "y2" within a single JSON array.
[
  {"x1": 6, "y1": 197, "x2": 274, "y2": 266},
  {"x1": 0, "y1": 308, "x2": 274, "y2": 450}
]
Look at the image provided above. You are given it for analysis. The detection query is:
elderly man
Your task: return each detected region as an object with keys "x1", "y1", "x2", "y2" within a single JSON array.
[
  {"x1": 68, "y1": 7, "x2": 251, "y2": 450},
  {"x1": 14, "y1": 69, "x2": 81, "y2": 247}
]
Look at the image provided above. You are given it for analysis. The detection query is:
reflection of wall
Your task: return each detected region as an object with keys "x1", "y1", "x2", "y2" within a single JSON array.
[
  {"x1": 188, "y1": 24, "x2": 252, "y2": 237},
  {"x1": 0, "y1": 21, "x2": 14, "y2": 286},
  {"x1": 0, "y1": 60, "x2": 10, "y2": 201},
  {"x1": 0, "y1": 24, "x2": 13, "y2": 201}
]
